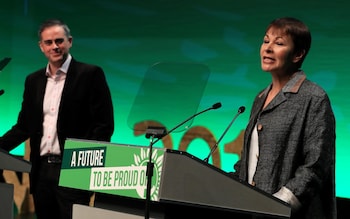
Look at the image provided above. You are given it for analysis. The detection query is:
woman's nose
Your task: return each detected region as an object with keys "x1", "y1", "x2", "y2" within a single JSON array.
[{"x1": 264, "y1": 43, "x2": 273, "y2": 52}]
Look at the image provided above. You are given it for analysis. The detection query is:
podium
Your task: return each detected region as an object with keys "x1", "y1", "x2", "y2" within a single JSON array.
[
  {"x1": 59, "y1": 139, "x2": 291, "y2": 219},
  {"x1": 0, "y1": 148, "x2": 32, "y2": 219}
]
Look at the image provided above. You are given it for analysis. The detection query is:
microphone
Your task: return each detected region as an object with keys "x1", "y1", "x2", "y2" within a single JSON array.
[
  {"x1": 0, "y1": 57, "x2": 11, "y2": 71},
  {"x1": 204, "y1": 106, "x2": 245, "y2": 163},
  {"x1": 151, "y1": 102, "x2": 222, "y2": 144},
  {"x1": 0, "y1": 89, "x2": 4, "y2": 96}
]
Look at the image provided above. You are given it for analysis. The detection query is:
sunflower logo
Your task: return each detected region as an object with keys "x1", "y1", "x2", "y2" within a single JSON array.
[{"x1": 132, "y1": 147, "x2": 163, "y2": 201}]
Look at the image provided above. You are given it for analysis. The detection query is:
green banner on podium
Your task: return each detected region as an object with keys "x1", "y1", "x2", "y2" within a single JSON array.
[{"x1": 59, "y1": 138, "x2": 165, "y2": 201}]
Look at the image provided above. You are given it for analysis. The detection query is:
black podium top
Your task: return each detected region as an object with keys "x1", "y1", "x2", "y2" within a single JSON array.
[{"x1": 159, "y1": 149, "x2": 291, "y2": 218}]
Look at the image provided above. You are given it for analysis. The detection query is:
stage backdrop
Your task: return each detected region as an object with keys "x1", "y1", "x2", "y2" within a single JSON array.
[{"x1": 1, "y1": 0, "x2": 349, "y2": 199}]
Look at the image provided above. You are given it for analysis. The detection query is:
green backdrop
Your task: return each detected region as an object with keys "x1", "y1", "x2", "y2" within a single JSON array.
[{"x1": 1, "y1": 0, "x2": 349, "y2": 199}]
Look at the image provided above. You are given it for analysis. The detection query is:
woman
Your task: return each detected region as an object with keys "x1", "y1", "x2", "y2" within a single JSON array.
[{"x1": 233, "y1": 17, "x2": 336, "y2": 219}]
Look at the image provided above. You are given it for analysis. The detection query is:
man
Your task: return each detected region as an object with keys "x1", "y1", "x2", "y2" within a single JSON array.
[{"x1": 0, "y1": 19, "x2": 114, "y2": 219}]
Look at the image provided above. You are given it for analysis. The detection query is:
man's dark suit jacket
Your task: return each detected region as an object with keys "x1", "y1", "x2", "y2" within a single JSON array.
[{"x1": 0, "y1": 58, "x2": 114, "y2": 193}]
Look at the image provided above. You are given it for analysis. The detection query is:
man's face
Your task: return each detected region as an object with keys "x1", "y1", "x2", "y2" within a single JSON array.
[{"x1": 39, "y1": 25, "x2": 72, "y2": 67}]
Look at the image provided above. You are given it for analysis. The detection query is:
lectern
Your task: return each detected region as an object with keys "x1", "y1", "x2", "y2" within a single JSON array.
[
  {"x1": 59, "y1": 138, "x2": 291, "y2": 219},
  {"x1": 0, "y1": 148, "x2": 32, "y2": 219}
]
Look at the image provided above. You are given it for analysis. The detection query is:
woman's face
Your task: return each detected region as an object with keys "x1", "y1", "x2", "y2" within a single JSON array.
[{"x1": 260, "y1": 27, "x2": 298, "y2": 75}]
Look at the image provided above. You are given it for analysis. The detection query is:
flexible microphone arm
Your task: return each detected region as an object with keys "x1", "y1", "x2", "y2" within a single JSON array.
[
  {"x1": 0, "y1": 57, "x2": 11, "y2": 97},
  {"x1": 151, "y1": 102, "x2": 222, "y2": 145},
  {"x1": 204, "y1": 106, "x2": 245, "y2": 163},
  {"x1": 144, "y1": 102, "x2": 222, "y2": 219}
]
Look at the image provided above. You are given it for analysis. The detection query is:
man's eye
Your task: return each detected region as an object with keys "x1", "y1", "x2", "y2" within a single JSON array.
[
  {"x1": 43, "y1": 40, "x2": 53, "y2": 45},
  {"x1": 55, "y1": 38, "x2": 64, "y2": 44},
  {"x1": 42, "y1": 38, "x2": 64, "y2": 45}
]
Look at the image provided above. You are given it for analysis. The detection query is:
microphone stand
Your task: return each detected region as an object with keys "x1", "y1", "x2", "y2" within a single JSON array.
[
  {"x1": 204, "y1": 106, "x2": 245, "y2": 163},
  {"x1": 145, "y1": 135, "x2": 154, "y2": 219},
  {"x1": 143, "y1": 102, "x2": 221, "y2": 219},
  {"x1": 144, "y1": 127, "x2": 166, "y2": 219}
]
